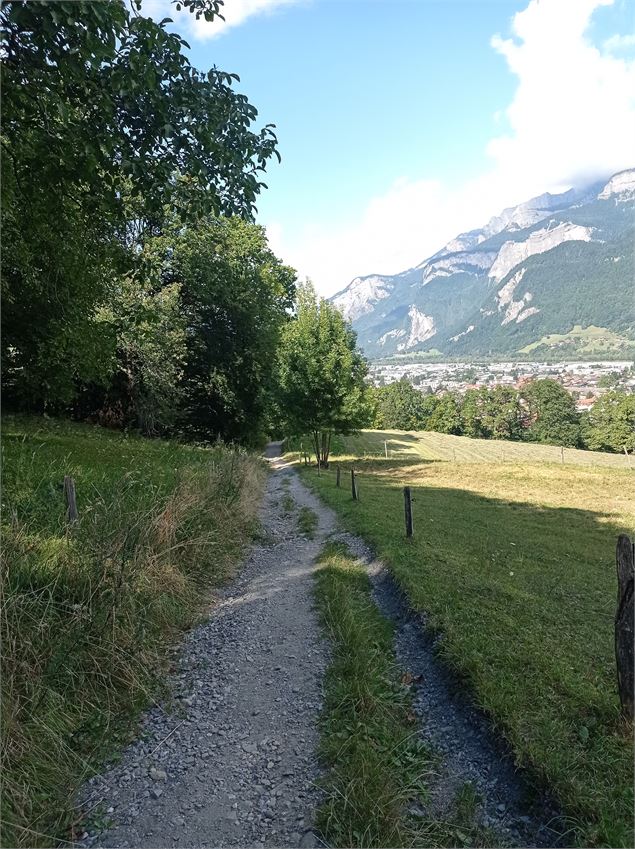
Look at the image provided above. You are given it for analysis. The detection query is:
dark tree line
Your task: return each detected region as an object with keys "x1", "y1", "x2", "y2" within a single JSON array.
[
  {"x1": 1, "y1": 0, "x2": 295, "y2": 443},
  {"x1": 372, "y1": 378, "x2": 635, "y2": 453}
]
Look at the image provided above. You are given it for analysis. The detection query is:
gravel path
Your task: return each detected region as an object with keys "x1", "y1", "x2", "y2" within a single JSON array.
[
  {"x1": 80, "y1": 447, "x2": 334, "y2": 849},
  {"x1": 81, "y1": 448, "x2": 563, "y2": 848}
]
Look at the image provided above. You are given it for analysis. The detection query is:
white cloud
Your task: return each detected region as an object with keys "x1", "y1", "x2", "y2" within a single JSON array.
[
  {"x1": 189, "y1": 0, "x2": 302, "y2": 39},
  {"x1": 487, "y1": 0, "x2": 635, "y2": 192},
  {"x1": 269, "y1": 0, "x2": 635, "y2": 297},
  {"x1": 142, "y1": 0, "x2": 301, "y2": 40},
  {"x1": 267, "y1": 179, "x2": 496, "y2": 297},
  {"x1": 603, "y1": 33, "x2": 635, "y2": 52}
]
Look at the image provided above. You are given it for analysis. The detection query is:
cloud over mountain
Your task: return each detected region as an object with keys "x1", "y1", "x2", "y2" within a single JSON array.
[{"x1": 270, "y1": 0, "x2": 635, "y2": 296}]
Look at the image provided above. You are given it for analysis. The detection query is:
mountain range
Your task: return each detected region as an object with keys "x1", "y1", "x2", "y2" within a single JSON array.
[{"x1": 330, "y1": 169, "x2": 635, "y2": 360}]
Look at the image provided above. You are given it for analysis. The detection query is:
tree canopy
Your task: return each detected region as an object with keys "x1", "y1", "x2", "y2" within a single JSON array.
[
  {"x1": 275, "y1": 284, "x2": 371, "y2": 466},
  {"x1": 582, "y1": 391, "x2": 635, "y2": 453},
  {"x1": 1, "y1": 0, "x2": 281, "y2": 408},
  {"x1": 521, "y1": 379, "x2": 581, "y2": 447},
  {"x1": 371, "y1": 378, "x2": 635, "y2": 454}
]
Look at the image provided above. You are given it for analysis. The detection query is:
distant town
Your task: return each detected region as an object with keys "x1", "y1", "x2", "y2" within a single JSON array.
[{"x1": 368, "y1": 360, "x2": 635, "y2": 411}]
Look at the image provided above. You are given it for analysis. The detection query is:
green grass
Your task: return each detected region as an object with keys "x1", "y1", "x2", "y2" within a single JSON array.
[
  {"x1": 314, "y1": 542, "x2": 498, "y2": 848},
  {"x1": 281, "y1": 493, "x2": 295, "y2": 513},
  {"x1": 295, "y1": 431, "x2": 635, "y2": 847},
  {"x1": 328, "y1": 428, "x2": 631, "y2": 469},
  {"x1": 313, "y1": 541, "x2": 435, "y2": 847},
  {"x1": 519, "y1": 325, "x2": 633, "y2": 355},
  {"x1": 298, "y1": 505, "x2": 318, "y2": 538},
  {"x1": 1, "y1": 414, "x2": 266, "y2": 847}
]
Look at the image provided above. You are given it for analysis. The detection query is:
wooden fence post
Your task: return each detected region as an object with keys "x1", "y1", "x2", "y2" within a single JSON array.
[
  {"x1": 615, "y1": 535, "x2": 634, "y2": 720},
  {"x1": 336, "y1": 465, "x2": 341, "y2": 488},
  {"x1": 404, "y1": 486, "x2": 413, "y2": 538},
  {"x1": 351, "y1": 469, "x2": 358, "y2": 501},
  {"x1": 560, "y1": 445, "x2": 565, "y2": 465},
  {"x1": 384, "y1": 440, "x2": 388, "y2": 458},
  {"x1": 64, "y1": 475, "x2": 79, "y2": 523},
  {"x1": 624, "y1": 446, "x2": 632, "y2": 470}
]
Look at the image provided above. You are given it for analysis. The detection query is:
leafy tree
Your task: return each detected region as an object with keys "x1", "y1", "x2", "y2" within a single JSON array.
[
  {"x1": 94, "y1": 276, "x2": 187, "y2": 435},
  {"x1": 460, "y1": 388, "x2": 487, "y2": 438},
  {"x1": 150, "y1": 216, "x2": 295, "y2": 443},
  {"x1": 1, "y1": 0, "x2": 279, "y2": 407},
  {"x1": 521, "y1": 379, "x2": 581, "y2": 447},
  {"x1": 582, "y1": 391, "x2": 635, "y2": 453},
  {"x1": 275, "y1": 284, "x2": 371, "y2": 466},
  {"x1": 481, "y1": 386, "x2": 523, "y2": 440},
  {"x1": 425, "y1": 392, "x2": 462, "y2": 434},
  {"x1": 373, "y1": 379, "x2": 427, "y2": 430}
]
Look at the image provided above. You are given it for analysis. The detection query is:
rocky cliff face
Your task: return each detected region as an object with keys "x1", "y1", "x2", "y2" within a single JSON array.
[
  {"x1": 598, "y1": 168, "x2": 635, "y2": 201},
  {"x1": 488, "y1": 222, "x2": 593, "y2": 283},
  {"x1": 330, "y1": 169, "x2": 635, "y2": 358},
  {"x1": 330, "y1": 275, "x2": 394, "y2": 322}
]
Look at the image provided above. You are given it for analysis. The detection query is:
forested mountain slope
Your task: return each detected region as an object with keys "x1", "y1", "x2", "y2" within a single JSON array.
[{"x1": 331, "y1": 169, "x2": 635, "y2": 358}]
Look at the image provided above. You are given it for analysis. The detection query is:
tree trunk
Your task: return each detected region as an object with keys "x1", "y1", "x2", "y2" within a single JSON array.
[
  {"x1": 319, "y1": 431, "x2": 332, "y2": 468},
  {"x1": 312, "y1": 431, "x2": 321, "y2": 468}
]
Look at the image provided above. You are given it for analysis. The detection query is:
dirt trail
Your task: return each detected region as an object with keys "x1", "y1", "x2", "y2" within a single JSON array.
[
  {"x1": 81, "y1": 448, "x2": 333, "y2": 848},
  {"x1": 81, "y1": 447, "x2": 562, "y2": 848}
]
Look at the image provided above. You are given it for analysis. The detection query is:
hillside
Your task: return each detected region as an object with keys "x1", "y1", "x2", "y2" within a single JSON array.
[
  {"x1": 1, "y1": 416, "x2": 265, "y2": 846},
  {"x1": 331, "y1": 169, "x2": 635, "y2": 359},
  {"x1": 326, "y1": 427, "x2": 632, "y2": 468},
  {"x1": 294, "y1": 432, "x2": 635, "y2": 846}
]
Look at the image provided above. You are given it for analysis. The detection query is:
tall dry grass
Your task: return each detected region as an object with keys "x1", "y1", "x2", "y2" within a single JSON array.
[{"x1": 1, "y1": 439, "x2": 265, "y2": 847}]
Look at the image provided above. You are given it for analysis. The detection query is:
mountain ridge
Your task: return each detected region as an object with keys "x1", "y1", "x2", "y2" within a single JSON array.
[{"x1": 331, "y1": 169, "x2": 635, "y2": 359}]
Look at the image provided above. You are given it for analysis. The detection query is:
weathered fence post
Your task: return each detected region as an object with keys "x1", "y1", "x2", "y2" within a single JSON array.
[
  {"x1": 624, "y1": 446, "x2": 632, "y2": 470},
  {"x1": 64, "y1": 475, "x2": 79, "y2": 524},
  {"x1": 384, "y1": 440, "x2": 388, "y2": 458},
  {"x1": 615, "y1": 535, "x2": 634, "y2": 720},
  {"x1": 351, "y1": 469, "x2": 358, "y2": 501},
  {"x1": 336, "y1": 465, "x2": 341, "y2": 488},
  {"x1": 404, "y1": 486, "x2": 413, "y2": 538},
  {"x1": 560, "y1": 446, "x2": 565, "y2": 465}
]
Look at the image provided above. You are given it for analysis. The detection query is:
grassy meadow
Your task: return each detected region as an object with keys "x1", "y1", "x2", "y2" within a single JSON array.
[
  {"x1": 1, "y1": 415, "x2": 266, "y2": 847},
  {"x1": 292, "y1": 430, "x2": 635, "y2": 847},
  {"x1": 327, "y1": 427, "x2": 632, "y2": 469}
]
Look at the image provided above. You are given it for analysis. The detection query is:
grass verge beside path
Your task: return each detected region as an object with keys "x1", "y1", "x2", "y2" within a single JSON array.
[
  {"x1": 313, "y1": 541, "x2": 434, "y2": 847},
  {"x1": 314, "y1": 541, "x2": 493, "y2": 848},
  {"x1": 1, "y1": 415, "x2": 266, "y2": 848},
  {"x1": 301, "y1": 444, "x2": 634, "y2": 847}
]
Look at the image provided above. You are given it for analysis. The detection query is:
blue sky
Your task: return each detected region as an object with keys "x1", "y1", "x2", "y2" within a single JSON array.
[{"x1": 153, "y1": 0, "x2": 635, "y2": 294}]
